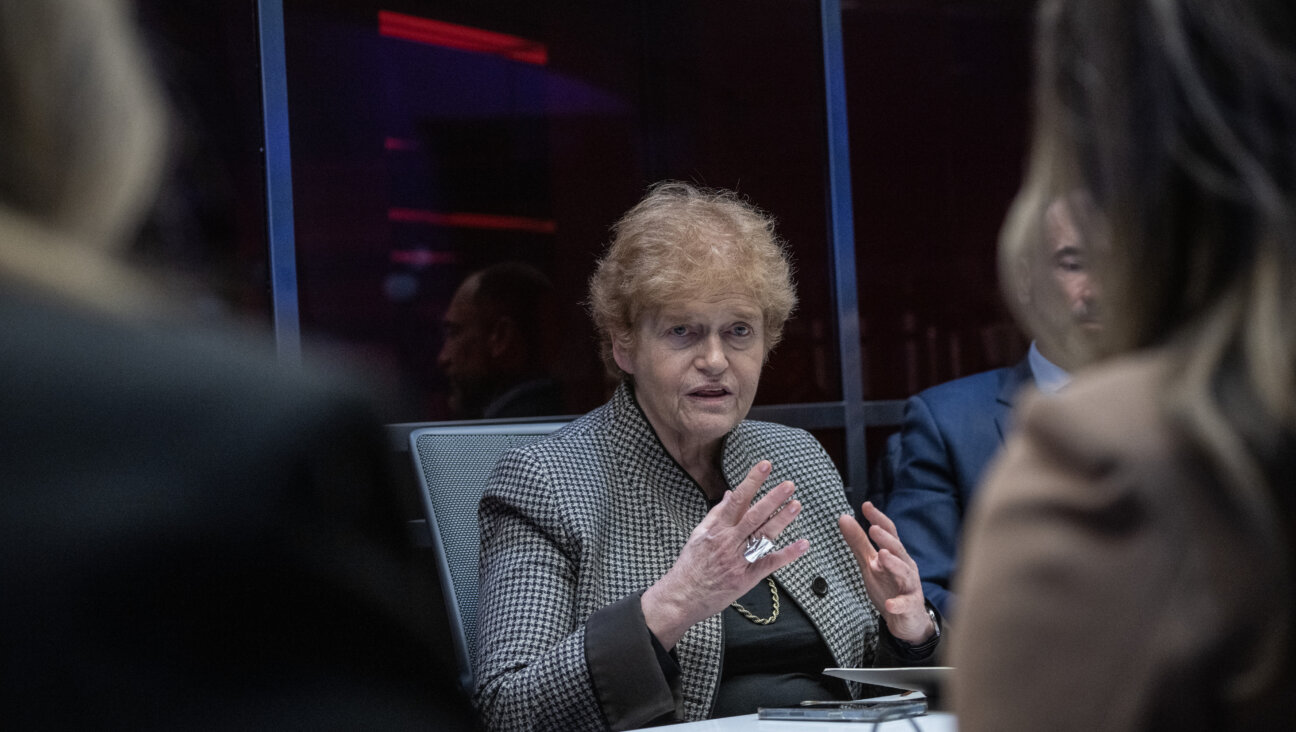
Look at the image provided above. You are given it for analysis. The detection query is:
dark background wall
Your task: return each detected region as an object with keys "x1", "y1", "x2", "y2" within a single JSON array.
[{"x1": 132, "y1": 0, "x2": 1031, "y2": 420}]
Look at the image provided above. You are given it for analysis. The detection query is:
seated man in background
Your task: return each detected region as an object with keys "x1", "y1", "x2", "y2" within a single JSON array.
[
  {"x1": 0, "y1": 2, "x2": 469, "y2": 728},
  {"x1": 438, "y1": 261, "x2": 565, "y2": 419},
  {"x1": 883, "y1": 193, "x2": 1099, "y2": 617}
]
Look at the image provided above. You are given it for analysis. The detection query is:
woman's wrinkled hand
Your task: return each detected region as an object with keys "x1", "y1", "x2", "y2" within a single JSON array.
[
  {"x1": 641, "y1": 460, "x2": 809, "y2": 650},
  {"x1": 838, "y1": 501, "x2": 933, "y2": 643}
]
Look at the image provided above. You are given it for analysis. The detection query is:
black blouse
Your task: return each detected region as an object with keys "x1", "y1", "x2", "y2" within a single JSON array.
[
  {"x1": 710, "y1": 576, "x2": 850, "y2": 716},
  {"x1": 642, "y1": 576, "x2": 941, "y2": 720}
]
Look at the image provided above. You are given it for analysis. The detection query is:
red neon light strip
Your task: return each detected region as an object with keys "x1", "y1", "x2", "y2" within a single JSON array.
[
  {"x1": 390, "y1": 249, "x2": 457, "y2": 266},
  {"x1": 384, "y1": 137, "x2": 419, "y2": 151},
  {"x1": 378, "y1": 10, "x2": 548, "y2": 66},
  {"x1": 389, "y1": 207, "x2": 557, "y2": 235}
]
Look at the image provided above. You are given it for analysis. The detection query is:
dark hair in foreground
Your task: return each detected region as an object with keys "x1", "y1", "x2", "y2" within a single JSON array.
[{"x1": 1005, "y1": 0, "x2": 1296, "y2": 690}]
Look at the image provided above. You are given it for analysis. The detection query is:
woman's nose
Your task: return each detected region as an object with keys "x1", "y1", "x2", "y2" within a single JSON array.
[{"x1": 694, "y1": 335, "x2": 728, "y2": 372}]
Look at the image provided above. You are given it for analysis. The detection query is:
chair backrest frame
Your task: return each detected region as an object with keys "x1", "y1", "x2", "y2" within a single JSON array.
[{"x1": 408, "y1": 422, "x2": 567, "y2": 696}]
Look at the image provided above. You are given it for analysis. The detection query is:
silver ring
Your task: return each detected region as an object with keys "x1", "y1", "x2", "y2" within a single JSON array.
[{"x1": 743, "y1": 535, "x2": 774, "y2": 563}]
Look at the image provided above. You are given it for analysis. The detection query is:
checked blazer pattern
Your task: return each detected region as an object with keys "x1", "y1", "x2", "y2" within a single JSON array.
[{"x1": 474, "y1": 383, "x2": 884, "y2": 730}]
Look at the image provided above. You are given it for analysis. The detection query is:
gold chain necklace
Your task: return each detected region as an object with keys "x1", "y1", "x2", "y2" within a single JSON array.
[{"x1": 730, "y1": 577, "x2": 779, "y2": 625}]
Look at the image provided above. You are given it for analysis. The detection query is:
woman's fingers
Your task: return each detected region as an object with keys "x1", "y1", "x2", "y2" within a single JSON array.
[
  {"x1": 722, "y1": 460, "x2": 772, "y2": 522},
  {"x1": 650, "y1": 462, "x2": 815, "y2": 642},
  {"x1": 860, "y1": 501, "x2": 898, "y2": 537},
  {"x1": 840, "y1": 510, "x2": 930, "y2": 642},
  {"x1": 840, "y1": 510, "x2": 917, "y2": 586},
  {"x1": 716, "y1": 462, "x2": 809, "y2": 568},
  {"x1": 724, "y1": 460, "x2": 798, "y2": 538},
  {"x1": 760, "y1": 497, "x2": 801, "y2": 538},
  {"x1": 873, "y1": 548, "x2": 917, "y2": 585},
  {"x1": 738, "y1": 479, "x2": 796, "y2": 536},
  {"x1": 867, "y1": 523, "x2": 911, "y2": 562},
  {"x1": 751, "y1": 538, "x2": 810, "y2": 574},
  {"x1": 861, "y1": 502, "x2": 912, "y2": 562},
  {"x1": 837, "y1": 513, "x2": 878, "y2": 567}
]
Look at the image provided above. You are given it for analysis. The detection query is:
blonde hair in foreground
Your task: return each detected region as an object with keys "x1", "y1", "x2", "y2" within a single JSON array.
[
  {"x1": 1012, "y1": 0, "x2": 1296, "y2": 694},
  {"x1": 587, "y1": 181, "x2": 798, "y2": 378},
  {"x1": 0, "y1": 0, "x2": 168, "y2": 311}
]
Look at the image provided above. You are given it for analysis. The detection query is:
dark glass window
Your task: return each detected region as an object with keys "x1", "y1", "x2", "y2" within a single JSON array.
[
  {"x1": 135, "y1": 1, "x2": 271, "y2": 319},
  {"x1": 282, "y1": 0, "x2": 838, "y2": 423},
  {"x1": 844, "y1": 0, "x2": 1034, "y2": 400}
]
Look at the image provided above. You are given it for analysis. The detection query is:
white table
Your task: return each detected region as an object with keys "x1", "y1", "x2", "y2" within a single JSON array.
[{"x1": 657, "y1": 711, "x2": 957, "y2": 731}]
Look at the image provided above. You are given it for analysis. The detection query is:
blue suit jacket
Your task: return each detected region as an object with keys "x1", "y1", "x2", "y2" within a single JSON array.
[{"x1": 884, "y1": 358, "x2": 1033, "y2": 618}]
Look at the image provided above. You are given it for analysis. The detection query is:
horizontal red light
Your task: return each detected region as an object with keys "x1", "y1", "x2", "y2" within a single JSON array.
[
  {"x1": 383, "y1": 137, "x2": 420, "y2": 151},
  {"x1": 378, "y1": 10, "x2": 548, "y2": 66},
  {"x1": 389, "y1": 207, "x2": 557, "y2": 235},
  {"x1": 390, "y1": 249, "x2": 457, "y2": 267}
]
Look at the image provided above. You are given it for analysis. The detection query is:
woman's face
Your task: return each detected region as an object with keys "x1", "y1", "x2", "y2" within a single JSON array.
[{"x1": 614, "y1": 293, "x2": 765, "y2": 457}]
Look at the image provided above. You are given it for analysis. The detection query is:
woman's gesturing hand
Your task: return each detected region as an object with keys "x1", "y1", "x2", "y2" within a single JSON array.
[
  {"x1": 838, "y1": 502, "x2": 934, "y2": 644},
  {"x1": 642, "y1": 460, "x2": 809, "y2": 650}
]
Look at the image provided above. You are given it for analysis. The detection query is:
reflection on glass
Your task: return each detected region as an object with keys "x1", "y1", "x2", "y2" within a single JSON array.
[
  {"x1": 283, "y1": 0, "x2": 837, "y2": 422},
  {"x1": 844, "y1": 1, "x2": 1034, "y2": 399}
]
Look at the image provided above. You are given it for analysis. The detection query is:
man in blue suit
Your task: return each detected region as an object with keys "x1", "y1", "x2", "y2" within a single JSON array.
[{"x1": 884, "y1": 194, "x2": 1100, "y2": 618}]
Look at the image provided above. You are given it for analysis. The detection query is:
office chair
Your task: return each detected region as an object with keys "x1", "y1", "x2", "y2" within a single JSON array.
[{"x1": 409, "y1": 422, "x2": 567, "y2": 696}]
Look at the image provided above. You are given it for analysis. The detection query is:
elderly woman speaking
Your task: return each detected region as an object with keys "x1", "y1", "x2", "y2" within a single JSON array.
[{"x1": 474, "y1": 182, "x2": 941, "y2": 730}]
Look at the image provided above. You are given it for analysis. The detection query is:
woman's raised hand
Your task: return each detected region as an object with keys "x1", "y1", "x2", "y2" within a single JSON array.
[
  {"x1": 641, "y1": 460, "x2": 809, "y2": 650},
  {"x1": 838, "y1": 502, "x2": 934, "y2": 643}
]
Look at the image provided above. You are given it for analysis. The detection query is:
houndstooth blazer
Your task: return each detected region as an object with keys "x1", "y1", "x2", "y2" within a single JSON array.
[{"x1": 474, "y1": 383, "x2": 888, "y2": 730}]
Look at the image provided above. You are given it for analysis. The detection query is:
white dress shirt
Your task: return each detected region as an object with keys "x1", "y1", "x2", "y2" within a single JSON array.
[{"x1": 1027, "y1": 340, "x2": 1071, "y2": 395}]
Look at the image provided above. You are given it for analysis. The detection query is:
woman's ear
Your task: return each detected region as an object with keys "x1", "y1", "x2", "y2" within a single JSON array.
[{"x1": 612, "y1": 338, "x2": 635, "y2": 375}]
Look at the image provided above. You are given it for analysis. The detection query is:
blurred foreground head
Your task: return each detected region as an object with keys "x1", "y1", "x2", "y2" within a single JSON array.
[
  {"x1": 1006, "y1": 0, "x2": 1296, "y2": 430},
  {"x1": 0, "y1": 0, "x2": 167, "y2": 306},
  {"x1": 1005, "y1": 0, "x2": 1296, "y2": 683},
  {"x1": 1005, "y1": 0, "x2": 1296, "y2": 369},
  {"x1": 0, "y1": 2, "x2": 476, "y2": 727}
]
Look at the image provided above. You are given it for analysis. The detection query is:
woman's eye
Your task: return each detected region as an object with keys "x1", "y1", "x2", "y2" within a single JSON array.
[
  {"x1": 731, "y1": 324, "x2": 752, "y2": 337},
  {"x1": 669, "y1": 325, "x2": 690, "y2": 337}
]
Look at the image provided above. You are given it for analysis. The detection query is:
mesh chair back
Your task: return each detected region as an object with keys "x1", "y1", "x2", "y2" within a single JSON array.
[{"x1": 410, "y1": 423, "x2": 566, "y2": 695}]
